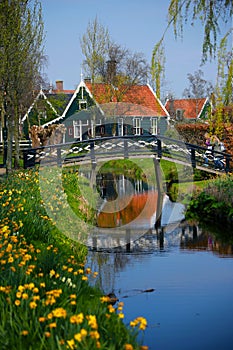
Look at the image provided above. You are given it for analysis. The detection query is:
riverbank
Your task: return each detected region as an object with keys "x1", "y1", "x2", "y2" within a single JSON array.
[
  {"x1": 184, "y1": 174, "x2": 233, "y2": 233},
  {"x1": 0, "y1": 168, "x2": 148, "y2": 349}
]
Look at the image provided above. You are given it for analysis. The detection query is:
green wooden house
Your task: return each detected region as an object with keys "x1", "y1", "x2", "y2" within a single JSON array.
[
  {"x1": 164, "y1": 97, "x2": 211, "y2": 121},
  {"x1": 42, "y1": 79, "x2": 169, "y2": 142}
]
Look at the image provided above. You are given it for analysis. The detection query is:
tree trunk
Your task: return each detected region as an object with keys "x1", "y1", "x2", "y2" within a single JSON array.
[
  {"x1": 6, "y1": 115, "x2": 13, "y2": 174},
  {"x1": 13, "y1": 104, "x2": 20, "y2": 169}
]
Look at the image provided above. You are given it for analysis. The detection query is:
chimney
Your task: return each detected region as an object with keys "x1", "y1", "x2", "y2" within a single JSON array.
[
  {"x1": 84, "y1": 77, "x2": 91, "y2": 84},
  {"x1": 106, "y1": 60, "x2": 117, "y2": 83},
  {"x1": 56, "y1": 80, "x2": 64, "y2": 91}
]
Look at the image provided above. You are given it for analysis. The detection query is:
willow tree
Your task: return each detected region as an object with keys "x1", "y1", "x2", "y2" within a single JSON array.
[
  {"x1": 215, "y1": 31, "x2": 233, "y2": 106},
  {"x1": 167, "y1": 0, "x2": 232, "y2": 62},
  {"x1": 0, "y1": 0, "x2": 44, "y2": 172},
  {"x1": 151, "y1": 42, "x2": 165, "y2": 99},
  {"x1": 151, "y1": 0, "x2": 232, "y2": 100},
  {"x1": 210, "y1": 30, "x2": 233, "y2": 137}
]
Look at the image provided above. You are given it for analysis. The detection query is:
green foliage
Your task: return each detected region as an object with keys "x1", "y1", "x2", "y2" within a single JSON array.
[
  {"x1": 151, "y1": 41, "x2": 165, "y2": 98},
  {"x1": 98, "y1": 159, "x2": 146, "y2": 180},
  {"x1": 0, "y1": 168, "x2": 88, "y2": 260},
  {"x1": 0, "y1": 0, "x2": 45, "y2": 171},
  {"x1": 186, "y1": 174, "x2": 233, "y2": 225}
]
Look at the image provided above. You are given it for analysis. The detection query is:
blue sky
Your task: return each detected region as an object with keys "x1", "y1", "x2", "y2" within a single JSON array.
[{"x1": 40, "y1": 0, "x2": 231, "y2": 99}]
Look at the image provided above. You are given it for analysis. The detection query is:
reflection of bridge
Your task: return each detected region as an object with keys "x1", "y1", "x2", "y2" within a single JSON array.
[
  {"x1": 87, "y1": 221, "x2": 201, "y2": 253},
  {"x1": 23, "y1": 134, "x2": 232, "y2": 174}
]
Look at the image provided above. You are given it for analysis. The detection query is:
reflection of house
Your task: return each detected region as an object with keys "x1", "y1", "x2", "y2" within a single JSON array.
[
  {"x1": 43, "y1": 78, "x2": 169, "y2": 142},
  {"x1": 164, "y1": 97, "x2": 211, "y2": 121}
]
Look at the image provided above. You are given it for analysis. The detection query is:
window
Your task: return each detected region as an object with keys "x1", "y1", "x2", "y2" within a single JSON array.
[
  {"x1": 133, "y1": 118, "x2": 141, "y2": 135},
  {"x1": 73, "y1": 121, "x2": 80, "y2": 138},
  {"x1": 151, "y1": 118, "x2": 157, "y2": 135},
  {"x1": 118, "y1": 118, "x2": 124, "y2": 136},
  {"x1": 78, "y1": 99, "x2": 87, "y2": 110},
  {"x1": 68, "y1": 127, "x2": 73, "y2": 136},
  {"x1": 176, "y1": 109, "x2": 184, "y2": 121}
]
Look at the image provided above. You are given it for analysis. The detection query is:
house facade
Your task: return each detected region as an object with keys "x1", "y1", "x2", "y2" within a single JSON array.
[
  {"x1": 43, "y1": 78, "x2": 169, "y2": 142},
  {"x1": 164, "y1": 97, "x2": 211, "y2": 121}
]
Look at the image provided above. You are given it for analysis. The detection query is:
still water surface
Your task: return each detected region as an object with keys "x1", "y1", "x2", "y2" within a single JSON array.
[
  {"x1": 87, "y1": 224, "x2": 233, "y2": 350},
  {"x1": 86, "y1": 174, "x2": 233, "y2": 349}
]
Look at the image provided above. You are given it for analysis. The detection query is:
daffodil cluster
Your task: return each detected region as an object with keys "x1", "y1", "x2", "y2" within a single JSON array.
[{"x1": 0, "y1": 168, "x2": 148, "y2": 349}]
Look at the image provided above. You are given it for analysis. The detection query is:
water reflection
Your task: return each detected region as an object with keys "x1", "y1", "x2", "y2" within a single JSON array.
[
  {"x1": 87, "y1": 220, "x2": 233, "y2": 298},
  {"x1": 86, "y1": 173, "x2": 233, "y2": 349},
  {"x1": 87, "y1": 223, "x2": 233, "y2": 349},
  {"x1": 87, "y1": 171, "x2": 186, "y2": 249}
]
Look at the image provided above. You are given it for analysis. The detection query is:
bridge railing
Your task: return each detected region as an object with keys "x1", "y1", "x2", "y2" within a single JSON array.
[
  {"x1": 22, "y1": 135, "x2": 232, "y2": 173},
  {"x1": 22, "y1": 135, "x2": 160, "y2": 168}
]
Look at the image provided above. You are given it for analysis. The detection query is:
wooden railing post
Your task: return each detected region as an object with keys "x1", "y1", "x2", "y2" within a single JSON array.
[
  {"x1": 157, "y1": 138, "x2": 162, "y2": 159},
  {"x1": 153, "y1": 157, "x2": 164, "y2": 229},
  {"x1": 191, "y1": 148, "x2": 196, "y2": 168},
  {"x1": 23, "y1": 149, "x2": 36, "y2": 169},
  {"x1": 124, "y1": 138, "x2": 129, "y2": 159},
  {"x1": 225, "y1": 154, "x2": 230, "y2": 174},
  {"x1": 90, "y1": 140, "x2": 97, "y2": 189},
  {"x1": 90, "y1": 140, "x2": 96, "y2": 165},
  {"x1": 57, "y1": 147, "x2": 62, "y2": 167}
]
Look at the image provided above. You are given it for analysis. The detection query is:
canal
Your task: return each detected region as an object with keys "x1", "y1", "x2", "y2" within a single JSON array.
[{"x1": 85, "y1": 173, "x2": 233, "y2": 350}]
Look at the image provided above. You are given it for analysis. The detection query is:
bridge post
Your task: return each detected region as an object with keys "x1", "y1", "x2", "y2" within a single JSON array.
[
  {"x1": 124, "y1": 139, "x2": 129, "y2": 159},
  {"x1": 157, "y1": 138, "x2": 162, "y2": 159},
  {"x1": 57, "y1": 147, "x2": 62, "y2": 167},
  {"x1": 153, "y1": 157, "x2": 164, "y2": 229},
  {"x1": 23, "y1": 148, "x2": 36, "y2": 169},
  {"x1": 190, "y1": 148, "x2": 196, "y2": 168},
  {"x1": 90, "y1": 140, "x2": 97, "y2": 189},
  {"x1": 126, "y1": 229, "x2": 131, "y2": 252},
  {"x1": 156, "y1": 227, "x2": 164, "y2": 250},
  {"x1": 90, "y1": 140, "x2": 96, "y2": 164},
  {"x1": 225, "y1": 155, "x2": 230, "y2": 173}
]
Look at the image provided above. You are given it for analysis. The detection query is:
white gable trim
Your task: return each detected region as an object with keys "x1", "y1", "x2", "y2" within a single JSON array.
[
  {"x1": 42, "y1": 79, "x2": 104, "y2": 127},
  {"x1": 21, "y1": 88, "x2": 59, "y2": 123},
  {"x1": 197, "y1": 97, "x2": 209, "y2": 119},
  {"x1": 147, "y1": 83, "x2": 170, "y2": 119}
]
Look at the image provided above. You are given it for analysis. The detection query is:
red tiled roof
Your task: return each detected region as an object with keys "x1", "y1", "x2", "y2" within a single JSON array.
[
  {"x1": 100, "y1": 102, "x2": 163, "y2": 117},
  {"x1": 85, "y1": 82, "x2": 167, "y2": 117},
  {"x1": 165, "y1": 98, "x2": 207, "y2": 119}
]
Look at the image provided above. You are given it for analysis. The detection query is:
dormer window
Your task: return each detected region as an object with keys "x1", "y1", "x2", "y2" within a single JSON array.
[
  {"x1": 176, "y1": 109, "x2": 184, "y2": 121},
  {"x1": 79, "y1": 99, "x2": 87, "y2": 110}
]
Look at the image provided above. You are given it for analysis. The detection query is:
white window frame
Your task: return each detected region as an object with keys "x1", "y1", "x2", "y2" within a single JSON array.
[
  {"x1": 133, "y1": 118, "x2": 141, "y2": 135},
  {"x1": 118, "y1": 118, "x2": 124, "y2": 136},
  {"x1": 78, "y1": 99, "x2": 87, "y2": 110},
  {"x1": 73, "y1": 120, "x2": 81, "y2": 139},
  {"x1": 151, "y1": 117, "x2": 158, "y2": 135}
]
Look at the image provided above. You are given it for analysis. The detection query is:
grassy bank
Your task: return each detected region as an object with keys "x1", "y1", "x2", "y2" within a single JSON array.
[
  {"x1": 185, "y1": 174, "x2": 233, "y2": 227},
  {"x1": 0, "y1": 168, "x2": 148, "y2": 350}
]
